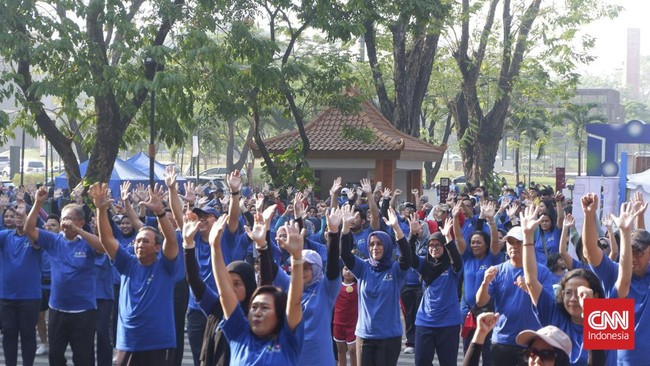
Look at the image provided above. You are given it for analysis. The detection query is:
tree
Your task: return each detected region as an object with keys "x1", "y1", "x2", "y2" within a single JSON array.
[
  {"x1": 507, "y1": 106, "x2": 551, "y2": 185},
  {"x1": 450, "y1": 0, "x2": 620, "y2": 185},
  {"x1": 0, "y1": 0, "x2": 191, "y2": 188},
  {"x1": 557, "y1": 102, "x2": 606, "y2": 176}
]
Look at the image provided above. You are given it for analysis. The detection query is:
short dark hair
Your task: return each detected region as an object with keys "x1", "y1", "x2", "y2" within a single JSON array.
[
  {"x1": 47, "y1": 214, "x2": 61, "y2": 223},
  {"x1": 250, "y1": 285, "x2": 287, "y2": 335},
  {"x1": 138, "y1": 226, "x2": 163, "y2": 245}
]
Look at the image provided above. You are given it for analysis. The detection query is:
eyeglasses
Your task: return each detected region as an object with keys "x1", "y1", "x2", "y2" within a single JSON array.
[
  {"x1": 562, "y1": 289, "x2": 578, "y2": 300},
  {"x1": 525, "y1": 347, "x2": 558, "y2": 362},
  {"x1": 633, "y1": 247, "x2": 648, "y2": 258},
  {"x1": 429, "y1": 243, "x2": 444, "y2": 249}
]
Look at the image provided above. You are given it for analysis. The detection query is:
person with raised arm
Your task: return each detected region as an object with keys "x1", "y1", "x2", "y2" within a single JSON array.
[
  {"x1": 24, "y1": 186, "x2": 104, "y2": 366},
  {"x1": 340, "y1": 206, "x2": 412, "y2": 366},
  {"x1": 264, "y1": 204, "x2": 343, "y2": 364},
  {"x1": 0, "y1": 208, "x2": 42, "y2": 366},
  {"x1": 463, "y1": 313, "x2": 500, "y2": 366},
  {"x1": 582, "y1": 192, "x2": 649, "y2": 365},
  {"x1": 411, "y1": 210, "x2": 463, "y2": 366},
  {"x1": 475, "y1": 212, "x2": 556, "y2": 366},
  {"x1": 521, "y1": 204, "x2": 606, "y2": 365},
  {"x1": 91, "y1": 182, "x2": 180, "y2": 366},
  {"x1": 212, "y1": 214, "x2": 305, "y2": 365}
]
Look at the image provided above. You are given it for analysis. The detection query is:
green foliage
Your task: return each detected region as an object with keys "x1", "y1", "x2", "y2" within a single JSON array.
[
  {"x1": 260, "y1": 143, "x2": 315, "y2": 191},
  {"x1": 341, "y1": 124, "x2": 374, "y2": 144}
]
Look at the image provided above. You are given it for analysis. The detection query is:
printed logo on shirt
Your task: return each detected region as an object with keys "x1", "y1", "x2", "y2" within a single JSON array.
[
  {"x1": 265, "y1": 342, "x2": 282, "y2": 352},
  {"x1": 478, "y1": 264, "x2": 488, "y2": 271},
  {"x1": 146, "y1": 274, "x2": 155, "y2": 285},
  {"x1": 74, "y1": 251, "x2": 87, "y2": 258},
  {"x1": 383, "y1": 273, "x2": 393, "y2": 281},
  {"x1": 583, "y1": 298, "x2": 634, "y2": 350}
]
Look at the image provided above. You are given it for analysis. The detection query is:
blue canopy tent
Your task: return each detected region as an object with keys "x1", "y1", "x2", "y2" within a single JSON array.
[
  {"x1": 126, "y1": 152, "x2": 187, "y2": 187},
  {"x1": 55, "y1": 158, "x2": 151, "y2": 199}
]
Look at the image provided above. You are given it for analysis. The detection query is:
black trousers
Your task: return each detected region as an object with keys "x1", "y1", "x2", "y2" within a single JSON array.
[
  {"x1": 357, "y1": 336, "x2": 402, "y2": 366},
  {"x1": 48, "y1": 308, "x2": 97, "y2": 366},
  {"x1": 490, "y1": 343, "x2": 527, "y2": 366}
]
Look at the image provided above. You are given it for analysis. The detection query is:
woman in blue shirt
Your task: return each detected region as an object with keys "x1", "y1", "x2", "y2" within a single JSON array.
[
  {"x1": 410, "y1": 216, "x2": 463, "y2": 366},
  {"x1": 212, "y1": 212, "x2": 305, "y2": 366},
  {"x1": 521, "y1": 204, "x2": 607, "y2": 366},
  {"x1": 340, "y1": 207, "x2": 412, "y2": 366}
]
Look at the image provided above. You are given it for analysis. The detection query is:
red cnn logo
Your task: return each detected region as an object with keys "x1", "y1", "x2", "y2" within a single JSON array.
[{"x1": 583, "y1": 298, "x2": 634, "y2": 350}]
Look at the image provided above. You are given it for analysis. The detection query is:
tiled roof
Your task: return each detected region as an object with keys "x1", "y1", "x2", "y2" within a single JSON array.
[{"x1": 249, "y1": 100, "x2": 445, "y2": 162}]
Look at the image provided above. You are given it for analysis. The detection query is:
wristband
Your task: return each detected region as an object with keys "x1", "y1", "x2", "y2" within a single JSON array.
[
  {"x1": 156, "y1": 211, "x2": 167, "y2": 218},
  {"x1": 256, "y1": 244, "x2": 268, "y2": 251},
  {"x1": 231, "y1": 191, "x2": 240, "y2": 196},
  {"x1": 523, "y1": 243, "x2": 534, "y2": 246},
  {"x1": 291, "y1": 257, "x2": 305, "y2": 265}
]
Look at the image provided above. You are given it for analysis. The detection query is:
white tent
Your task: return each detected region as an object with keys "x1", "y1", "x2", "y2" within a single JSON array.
[{"x1": 627, "y1": 168, "x2": 650, "y2": 228}]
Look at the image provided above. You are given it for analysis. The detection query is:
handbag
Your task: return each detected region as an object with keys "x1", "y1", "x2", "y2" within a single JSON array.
[{"x1": 460, "y1": 311, "x2": 477, "y2": 338}]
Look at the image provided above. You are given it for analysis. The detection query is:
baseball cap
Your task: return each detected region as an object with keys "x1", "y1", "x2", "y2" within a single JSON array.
[
  {"x1": 516, "y1": 325, "x2": 571, "y2": 358},
  {"x1": 504, "y1": 226, "x2": 524, "y2": 242},
  {"x1": 341, "y1": 188, "x2": 350, "y2": 196},
  {"x1": 420, "y1": 196, "x2": 429, "y2": 203},
  {"x1": 404, "y1": 202, "x2": 416, "y2": 211},
  {"x1": 192, "y1": 207, "x2": 220, "y2": 218}
]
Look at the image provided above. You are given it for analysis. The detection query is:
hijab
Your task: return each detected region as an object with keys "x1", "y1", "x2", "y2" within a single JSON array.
[
  {"x1": 302, "y1": 249, "x2": 324, "y2": 290},
  {"x1": 420, "y1": 232, "x2": 450, "y2": 286},
  {"x1": 366, "y1": 231, "x2": 394, "y2": 272}
]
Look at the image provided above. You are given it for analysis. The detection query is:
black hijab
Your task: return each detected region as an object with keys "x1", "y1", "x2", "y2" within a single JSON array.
[
  {"x1": 200, "y1": 261, "x2": 257, "y2": 366},
  {"x1": 420, "y1": 232, "x2": 450, "y2": 286}
]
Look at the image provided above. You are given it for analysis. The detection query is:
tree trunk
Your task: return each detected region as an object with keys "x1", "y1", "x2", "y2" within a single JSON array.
[
  {"x1": 424, "y1": 111, "x2": 453, "y2": 187},
  {"x1": 515, "y1": 145, "x2": 520, "y2": 184},
  {"x1": 577, "y1": 141, "x2": 582, "y2": 176}
]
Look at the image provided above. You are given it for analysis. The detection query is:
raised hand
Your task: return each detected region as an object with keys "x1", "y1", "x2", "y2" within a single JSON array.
[
  {"x1": 408, "y1": 213, "x2": 423, "y2": 237},
  {"x1": 208, "y1": 214, "x2": 229, "y2": 248},
  {"x1": 277, "y1": 221, "x2": 306, "y2": 257},
  {"x1": 519, "y1": 204, "x2": 542, "y2": 235},
  {"x1": 612, "y1": 201, "x2": 643, "y2": 232},
  {"x1": 293, "y1": 192, "x2": 306, "y2": 218},
  {"x1": 219, "y1": 195, "x2": 230, "y2": 207},
  {"x1": 34, "y1": 186, "x2": 49, "y2": 204},
  {"x1": 440, "y1": 217, "x2": 453, "y2": 238},
  {"x1": 182, "y1": 211, "x2": 200, "y2": 249},
  {"x1": 120, "y1": 181, "x2": 132, "y2": 203},
  {"x1": 0, "y1": 195, "x2": 8, "y2": 208},
  {"x1": 53, "y1": 188, "x2": 63, "y2": 200},
  {"x1": 165, "y1": 166, "x2": 177, "y2": 190},
  {"x1": 632, "y1": 191, "x2": 648, "y2": 214},
  {"x1": 483, "y1": 266, "x2": 498, "y2": 284},
  {"x1": 581, "y1": 193, "x2": 598, "y2": 216},
  {"x1": 286, "y1": 186, "x2": 295, "y2": 197},
  {"x1": 514, "y1": 275, "x2": 530, "y2": 294},
  {"x1": 359, "y1": 178, "x2": 372, "y2": 196},
  {"x1": 244, "y1": 212, "x2": 267, "y2": 245},
  {"x1": 226, "y1": 170, "x2": 242, "y2": 193},
  {"x1": 381, "y1": 187, "x2": 392, "y2": 200},
  {"x1": 181, "y1": 181, "x2": 196, "y2": 204},
  {"x1": 452, "y1": 200, "x2": 463, "y2": 217},
  {"x1": 340, "y1": 204, "x2": 356, "y2": 235},
  {"x1": 135, "y1": 183, "x2": 148, "y2": 202},
  {"x1": 393, "y1": 188, "x2": 402, "y2": 197},
  {"x1": 141, "y1": 184, "x2": 165, "y2": 215},
  {"x1": 261, "y1": 204, "x2": 277, "y2": 231},
  {"x1": 255, "y1": 192, "x2": 265, "y2": 213},
  {"x1": 89, "y1": 183, "x2": 111, "y2": 210},
  {"x1": 383, "y1": 207, "x2": 400, "y2": 228},
  {"x1": 481, "y1": 201, "x2": 496, "y2": 220},
  {"x1": 326, "y1": 206, "x2": 342, "y2": 233},
  {"x1": 411, "y1": 188, "x2": 419, "y2": 197},
  {"x1": 476, "y1": 312, "x2": 500, "y2": 334},
  {"x1": 564, "y1": 213, "x2": 575, "y2": 229}
]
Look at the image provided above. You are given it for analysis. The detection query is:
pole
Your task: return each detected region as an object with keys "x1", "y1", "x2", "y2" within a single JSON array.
[
  {"x1": 149, "y1": 89, "x2": 155, "y2": 187},
  {"x1": 45, "y1": 139, "x2": 48, "y2": 185},
  {"x1": 20, "y1": 128, "x2": 25, "y2": 186}
]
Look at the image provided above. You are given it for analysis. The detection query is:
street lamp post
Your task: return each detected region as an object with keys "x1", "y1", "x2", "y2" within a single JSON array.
[{"x1": 145, "y1": 57, "x2": 164, "y2": 187}]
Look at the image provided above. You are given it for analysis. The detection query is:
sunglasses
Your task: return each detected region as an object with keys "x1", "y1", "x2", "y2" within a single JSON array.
[{"x1": 525, "y1": 347, "x2": 557, "y2": 362}]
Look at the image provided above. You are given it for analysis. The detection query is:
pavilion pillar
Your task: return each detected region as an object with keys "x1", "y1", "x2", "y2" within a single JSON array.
[
  {"x1": 406, "y1": 169, "x2": 422, "y2": 197},
  {"x1": 374, "y1": 159, "x2": 395, "y2": 189}
]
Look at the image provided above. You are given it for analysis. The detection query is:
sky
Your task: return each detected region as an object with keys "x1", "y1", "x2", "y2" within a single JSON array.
[{"x1": 578, "y1": 1, "x2": 650, "y2": 74}]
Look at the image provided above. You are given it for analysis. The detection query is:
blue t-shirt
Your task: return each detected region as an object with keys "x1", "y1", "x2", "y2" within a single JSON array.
[
  {"x1": 414, "y1": 258, "x2": 462, "y2": 328},
  {"x1": 461, "y1": 249, "x2": 500, "y2": 316},
  {"x1": 275, "y1": 268, "x2": 339, "y2": 365},
  {"x1": 533, "y1": 287, "x2": 587, "y2": 366},
  {"x1": 352, "y1": 227, "x2": 374, "y2": 259},
  {"x1": 36, "y1": 229, "x2": 98, "y2": 311},
  {"x1": 114, "y1": 245, "x2": 180, "y2": 351},
  {"x1": 488, "y1": 261, "x2": 556, "y2": 346},
  {"x1": 590, "y1": 255, "x2": 650, "y2": 365},
  {"x1": 42, "y1": 250, "x2": 51, "y2": 290},
  {"x1": 0, "y1": 229, "x2": 42, "y2": 299},
  {"x1": 221, "y1": 305, "x2": 304, "y2": 366},
  {"x1": 351, "y1": 256, "x2": 408, "y2": 339},
  {"x1": 534, "y1": 227, "x2": 561, "y2": 264},
  {"x1": 95, "y1": 253, "x2": 114, "y2": 300},
  {"x1": 189, "y1": 227, "x2": 250, "y2": 311}
]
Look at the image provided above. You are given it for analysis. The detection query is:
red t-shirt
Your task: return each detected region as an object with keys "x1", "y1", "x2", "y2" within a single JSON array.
[{"x1": 333, "y1": 282, "x2": 358, "y2": 326}]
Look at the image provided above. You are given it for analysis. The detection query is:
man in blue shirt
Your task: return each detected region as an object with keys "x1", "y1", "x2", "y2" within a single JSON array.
[
  {"x1": 25, "y1": 187, "x2": 105, "y2": 366},
  {"x1": 91, "y1": 182, "x2": 181, "y2": 365}
]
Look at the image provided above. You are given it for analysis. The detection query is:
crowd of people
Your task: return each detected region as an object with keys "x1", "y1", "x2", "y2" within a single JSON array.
[{"x1": 0, "y1": 167, "x2": 648, "y2": 366}]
